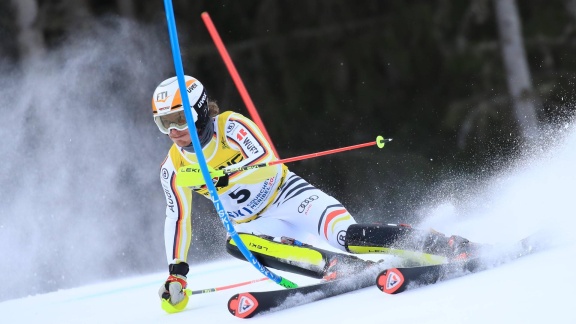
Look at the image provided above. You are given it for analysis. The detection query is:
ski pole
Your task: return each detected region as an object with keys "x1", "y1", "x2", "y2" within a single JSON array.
[
  {"x1": 177, "y1": 135, "x2": 391, "y2": 187},
  {"x1": 185, "y1": 277, "x2": 269, "y2": 296},
  {"x1": 163, "y1": 0, "x2": 297, "y2": 290}
]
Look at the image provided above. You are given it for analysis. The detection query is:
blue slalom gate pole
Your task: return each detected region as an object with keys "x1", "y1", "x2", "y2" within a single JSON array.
[{"x1": 162, "y1": 0, "x2": 296, "y2": 289}]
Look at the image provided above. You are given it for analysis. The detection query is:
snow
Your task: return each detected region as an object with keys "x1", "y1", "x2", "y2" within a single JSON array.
[
  {"x1": 0, "y1": 243, "x2": 574, "y2": 323},
  {"x1": 2, "y1": 124, "x2": 576, "y2": 323}
]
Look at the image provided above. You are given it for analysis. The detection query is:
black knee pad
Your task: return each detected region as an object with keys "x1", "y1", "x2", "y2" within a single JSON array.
[{"x1": 345, "y1": 223, "x2": 415, "y2": 249}]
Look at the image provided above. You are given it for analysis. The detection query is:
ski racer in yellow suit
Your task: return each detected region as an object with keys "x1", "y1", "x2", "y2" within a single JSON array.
[{"x1": 153, "y1": 76, "x2": 479, "y2": 311}]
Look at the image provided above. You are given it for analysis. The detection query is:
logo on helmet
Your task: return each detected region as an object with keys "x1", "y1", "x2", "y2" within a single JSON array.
[
  {"x1": 156, "y1": 91, "x2": 170, "y2": 102},
  {"x1": 196, "y1": 92, "x2": 207, "y2": 110},
  {"x1": 187, "y1": 82, "x2": 198, "y2": 93}
]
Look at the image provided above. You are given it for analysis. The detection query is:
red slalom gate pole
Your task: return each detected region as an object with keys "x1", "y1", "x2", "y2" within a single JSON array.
[{"x1": 201, "y1": 12, "x2": 279, "y2": 158}]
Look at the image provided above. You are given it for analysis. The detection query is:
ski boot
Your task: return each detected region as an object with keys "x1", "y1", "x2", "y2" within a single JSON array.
[{"x1": 447, "y1": 235, "x2": 484, "y2": 260}]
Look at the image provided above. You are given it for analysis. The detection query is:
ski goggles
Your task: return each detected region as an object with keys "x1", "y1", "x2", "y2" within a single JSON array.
[{"x1": 154, "y1": 109, "x2": 193, "y2": 134}]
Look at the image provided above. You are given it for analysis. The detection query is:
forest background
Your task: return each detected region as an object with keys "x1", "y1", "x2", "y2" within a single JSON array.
[{"x1": 1, "y1": 0, "x2": 575, "y2": 301}]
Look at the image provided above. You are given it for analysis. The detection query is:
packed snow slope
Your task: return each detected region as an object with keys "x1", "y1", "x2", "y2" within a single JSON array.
[
  {"x1": 0, "y1": 243, "x2": 574, "y2": 324},
  {"x1": 2, "y1": 126, "x2": 576, "y2": 323}
]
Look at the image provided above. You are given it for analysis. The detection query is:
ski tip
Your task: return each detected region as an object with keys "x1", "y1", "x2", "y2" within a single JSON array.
[
  {"x1": 376, "y1": 268, "x2": 406, "y2": 294},
  {"x1": 228, "y1": 293, "x2": 259, "y2": 319}
]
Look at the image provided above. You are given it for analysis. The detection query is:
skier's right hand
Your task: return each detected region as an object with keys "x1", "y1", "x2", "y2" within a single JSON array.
[{"x1": 159, "y1": 262, "x2": 189, "y2": 313}]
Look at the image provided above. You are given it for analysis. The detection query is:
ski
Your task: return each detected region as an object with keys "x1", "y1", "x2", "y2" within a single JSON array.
[
  {"x1": 227, "y1": 265, "x2": 383, "y2": 319},
  {"x1": 227, "y1": 231, "x2": 549, "y2": 318},
  {"x1": 376, "y1": 232, "x2": 546, "y2": 294}
]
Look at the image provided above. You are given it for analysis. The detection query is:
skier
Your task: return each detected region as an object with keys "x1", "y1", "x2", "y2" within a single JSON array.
[{"x1": 153, "y1": 75, "x2": 478, "y2": 312}]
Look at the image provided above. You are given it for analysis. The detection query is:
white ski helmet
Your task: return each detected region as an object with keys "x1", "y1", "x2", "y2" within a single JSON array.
[{"x1": 151, "y1": 76, "x2": 210, "y2": 137}]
